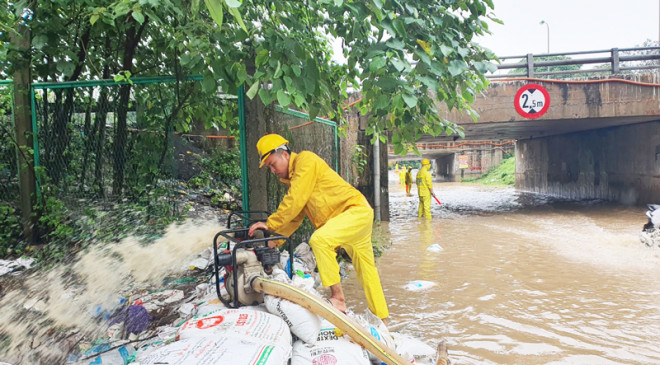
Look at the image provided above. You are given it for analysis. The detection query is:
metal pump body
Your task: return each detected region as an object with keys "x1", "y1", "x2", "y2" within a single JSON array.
[{"x1": 213, "y1": 211, "x2": 293, "y2": 308}]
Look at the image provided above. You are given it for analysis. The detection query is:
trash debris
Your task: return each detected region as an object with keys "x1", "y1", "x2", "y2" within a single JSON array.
[
  {"x1": 403, "y1": 280, "x2": 436, "y2": 291},
  {"x1": 188, "y1": 257, "x2": 209, "y2": 271},
  {"x1": 427, "y1": 244, "x2": 443, "y2": 252},
  {"x1": 109, "y1": 305, "x2": 152, "y2": 336},
  {"x1": 0, "y1": 257, "x2": 35, "y2": 277}
]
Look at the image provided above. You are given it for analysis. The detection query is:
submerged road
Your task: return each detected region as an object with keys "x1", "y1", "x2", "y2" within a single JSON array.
[{"x1": 342, "y1": 172, "x2": 660, "y2": 365}]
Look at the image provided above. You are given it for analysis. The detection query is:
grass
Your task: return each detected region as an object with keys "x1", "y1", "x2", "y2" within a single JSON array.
[{"x1": 462, "y1": 156, "x2": 515, "y2": 186}]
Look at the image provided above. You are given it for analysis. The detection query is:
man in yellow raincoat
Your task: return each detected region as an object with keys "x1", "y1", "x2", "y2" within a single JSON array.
[
  {"x1": 399, "y1": 167, "x2": 406, "y2": 189},
  {"x1": 248, "y1": 134, "x2": 389, "y2": 320},
  {"x1": 404, "y1": 166, "x2": 413, "y2": 195},
  {"x1": 416, "y1": 158, "x2": 436, "y2": 218}
]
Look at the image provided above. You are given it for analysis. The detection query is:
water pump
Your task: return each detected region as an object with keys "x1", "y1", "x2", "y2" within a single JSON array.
[{"x1": 212, "y1": 211, "x2": 293, "y2": 308}]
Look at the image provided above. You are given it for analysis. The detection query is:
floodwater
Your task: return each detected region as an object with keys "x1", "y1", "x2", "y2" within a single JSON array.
[
  {"x1": 342, "y1": 172, "x2": 660, "y2": 364},
  {"x1": 1, "y1": 172, "x2": 659, "y2": 364}
]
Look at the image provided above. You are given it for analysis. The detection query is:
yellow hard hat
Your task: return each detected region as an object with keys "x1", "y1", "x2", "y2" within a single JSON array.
[
  {"x1": 257, "y1": 134, "x2": 289, "y2": 168},
  {"x1": 422, "y1": 158, "x2": 430, "y2": 165}
]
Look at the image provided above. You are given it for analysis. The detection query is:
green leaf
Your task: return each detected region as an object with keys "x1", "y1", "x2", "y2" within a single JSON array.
[
  {"x1": 369, "y1": 56, "x2": 386, "y2": 72},
  {"x1": 417, "y1": 75, "x2": 439, "y2": 90},
  {"x1": 225, "y1": 0, "x2": 241, "y2": 7},
  {"x1": 204, "y1": 0, "x2": 224, "y2": 27},
  {"x1": 373, "y1": 95, "x2": 389, "y2": 110},
  {"x1": 439, "y1": 44, "x2": 453, "y2": 56},
  {"x1": 391, "y1": 58, "x2": 407, "y2": 72},
  {"x1": 402, "y1": 93, "x2": 418, "y2": 108},
  {"x1": 32, "y1": 35, "x2": 48, "y2": 50},
  {"x1": 246, "y1": 81, "x2": 259, "y2": 99},
  {"x1": 386, "y1": 39, "x2": 405, "y2": 51},
  {"x1": 448, "y1": 60, "x2": 468, "y2": 76},
  {"x1": 90, "y1": 14, "x2": 100, "y2": 25},
  {"x1": 255, "y1": 49, "x2": 269, "y2": 67},
  {"x1": 57, "y1": 62, "x2": 75, "y2": 77},
  {"x1": 375, "y1": 77, "x2": 400, "y2": 91},
  {"x1": 258, "y1": 88, "x2": 273, "y2": 105},
  {"x1": 274, "y1": 60, "x2": 282, "y2": 78},
  {"x1": 132, "y1": 10, "x2": 145, "y2": 24},
  {"x1": 180, "y1": 53, "x2": 192, "y2": 66},
  {"x1": 293, "y1": 92, "x2": 305, "y2": 107},
  {"x1": 276, "y1": 90, "x2": 291, "y2": 107},
  {"x1": 202, "y1": 75, "x2": 217, "y2": 93},
  {"x1": 393, "y1": 143, "x2": 405, "y2": 155},
  {"x1": 227, "y1": 6, "x2": 248, "y2": 33}
]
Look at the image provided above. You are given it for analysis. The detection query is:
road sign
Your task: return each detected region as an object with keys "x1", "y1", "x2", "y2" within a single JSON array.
[{"x1": 514, "y1": 83, "x2": 550, "y2": 119}]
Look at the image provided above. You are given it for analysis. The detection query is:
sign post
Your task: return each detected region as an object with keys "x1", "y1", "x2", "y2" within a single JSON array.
[{"x1": 514, "y1": 83, "x2": 550, "y2": 119}]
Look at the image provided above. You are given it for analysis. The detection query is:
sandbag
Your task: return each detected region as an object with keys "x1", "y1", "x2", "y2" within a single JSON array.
[
  {"x1": 177, "y1": 307, "x2": 292, "y2": 349},
  {"x1": 136, "y1": 336, "x2": 290, "y2": 365},
  {"x1": 391, "y1": 332, "x2": 436, "y2": 361},
  {"x1": 291, "y1": 318, "x2": 371, "y2": 365},
  {"x1": 264, "y1": 294, "x2": 322, "y2": 345}
]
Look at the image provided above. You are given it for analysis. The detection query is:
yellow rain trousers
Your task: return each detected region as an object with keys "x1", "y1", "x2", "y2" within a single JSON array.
[
  {"x1": 416, "y1": 165, "x2": 433, "y2": 218},
  {"x1": 266, "y1": 151, "x2": 389, "y2": 319}
]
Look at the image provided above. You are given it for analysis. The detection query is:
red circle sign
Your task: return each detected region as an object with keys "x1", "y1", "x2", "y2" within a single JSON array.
[{"x1": 514, "y1": 84, "x2": 550, "y2": 119}]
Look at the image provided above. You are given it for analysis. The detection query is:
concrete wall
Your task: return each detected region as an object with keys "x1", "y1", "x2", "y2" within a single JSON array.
[
  {"x1": 516, "y1": 121, "x2": 660, "y2": 205},
  {"x1": 430, "y1": 146, "x2": 510, "y2": 182}
]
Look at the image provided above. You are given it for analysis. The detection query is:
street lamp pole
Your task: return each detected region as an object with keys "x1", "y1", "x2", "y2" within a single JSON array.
[{"x1": 539, "y1": 20, "x2": 550, "y2": 53}]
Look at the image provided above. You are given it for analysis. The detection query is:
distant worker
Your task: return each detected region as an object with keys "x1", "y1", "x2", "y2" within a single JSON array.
[
  {"x1": 416, "y1": 159, "x2": 436, "y2": 218},
  {"x1": 248, "y1": 134, "x2": 389, "y2": 320},
  {"x1": 399, "y1": 167, "x2": 406, "y2": 189},
  {"x1": 395, "y1": 163, "x2": 399, "y2": 174},
  {"x1": 405, "y1": 166, "x2": 413, "y2": 196}
]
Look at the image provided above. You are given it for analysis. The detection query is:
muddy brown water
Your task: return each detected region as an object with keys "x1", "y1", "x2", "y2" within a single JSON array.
[
  {"x1": 342, "y1": 174, "x2": 660, "y2": 364},
  {"x1": 2, "y1": 174, "x2": 659, "y2": 364}
]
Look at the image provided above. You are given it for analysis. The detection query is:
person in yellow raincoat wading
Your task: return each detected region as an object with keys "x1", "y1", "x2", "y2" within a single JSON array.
[
  {"x1": 416, "y1": 159, "x2": 436, "y2": 218},
  {"x1": 399, "y1": 168, "x2": 406, "y2": 189},
  {"x1": 248, "y1": 134, "x2": 389, "y2": 320},
  {"x1": 404, "y1": 166, "x2": 413, "y2": 195}
]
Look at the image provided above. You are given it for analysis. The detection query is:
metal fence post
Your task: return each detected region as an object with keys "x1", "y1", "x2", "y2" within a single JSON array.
[
  {"x1": 526, "y1": 53, "x2": 535, "y2": 78},
  {"x1": 611, "y1": 48, "x2": 620, "y2": 74}
]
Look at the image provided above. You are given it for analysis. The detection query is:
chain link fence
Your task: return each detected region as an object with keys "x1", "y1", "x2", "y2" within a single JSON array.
[
  {"x1": 32, "y1": 78, "x2": 237, "y2": 201},
  {"x1": 0, "y1": 82, "x2": 18, "y2": 206},
  {"x1": 265, "y1": 106, "x2": 338, "y2": 243},
  {"x1": 24, "y1": 78, "x2": 241, "y2": 248}
]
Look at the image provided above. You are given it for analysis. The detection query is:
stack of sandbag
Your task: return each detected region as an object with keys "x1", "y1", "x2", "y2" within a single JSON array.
[
  {"x1": 292, "y1": 317, "x2": 372, "y2": 365},
  {"x1": 263, "y1": 267, "x2": 322, "y2": 342},
  {"x1": 134, "y1": 307, "x2": 291, "y2": 364},
  {"x1": 390, "y1": 332, "x2": 437, "y2": 364}
]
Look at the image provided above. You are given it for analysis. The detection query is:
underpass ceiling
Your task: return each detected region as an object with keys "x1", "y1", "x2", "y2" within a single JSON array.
[{"x1": 418, "y1": 116, "x2": 659, "y2": 142}]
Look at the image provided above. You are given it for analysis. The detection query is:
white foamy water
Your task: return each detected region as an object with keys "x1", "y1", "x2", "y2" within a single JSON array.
[{"x1": 0, "y1": 219, "x2": 223, "y2": 364}]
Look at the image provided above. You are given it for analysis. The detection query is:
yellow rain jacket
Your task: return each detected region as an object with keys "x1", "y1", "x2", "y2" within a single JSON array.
[
  {"x1": 416, "y1": 164, "x2": 433, "y2": 218},
  {"x1": 266, "y1": 151, "x2": 389, "y2": 318},
  {"x1": 416, "y1": 165, "x2": 433, "y2": 197}
]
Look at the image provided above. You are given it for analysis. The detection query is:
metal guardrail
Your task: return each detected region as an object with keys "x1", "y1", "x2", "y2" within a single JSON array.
[{"x1": 489, "y1": 47, "x2": 660, "y2": 78}]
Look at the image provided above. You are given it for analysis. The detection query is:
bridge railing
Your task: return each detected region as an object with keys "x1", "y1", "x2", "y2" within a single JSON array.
[{"x1": 489, "y1": 47, "x2": 660, "y2": 79}]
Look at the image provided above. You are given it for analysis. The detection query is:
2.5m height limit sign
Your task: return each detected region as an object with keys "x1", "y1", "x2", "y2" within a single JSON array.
[{"x1": 514, "y1": 83, "x2": 550, "y2": 119}]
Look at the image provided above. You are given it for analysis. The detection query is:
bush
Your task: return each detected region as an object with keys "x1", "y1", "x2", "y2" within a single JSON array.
[{"x1": 0, "y1": 203, "x2": 23, "y2": 256}]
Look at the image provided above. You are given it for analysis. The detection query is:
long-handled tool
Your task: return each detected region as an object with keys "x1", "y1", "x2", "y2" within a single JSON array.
[{"x1": 432, "y1": 194, "x2": 442, "y2": 206}]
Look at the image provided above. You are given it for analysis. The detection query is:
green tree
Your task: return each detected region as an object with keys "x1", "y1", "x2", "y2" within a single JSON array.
[{"x1": 1, "y1": 0, "x2": 498, "y2": 155}]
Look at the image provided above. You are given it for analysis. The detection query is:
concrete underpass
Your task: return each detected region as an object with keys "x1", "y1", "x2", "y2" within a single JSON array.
[{"x1": 390, "y1": 74, "x2": 660, "y2": 204}]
